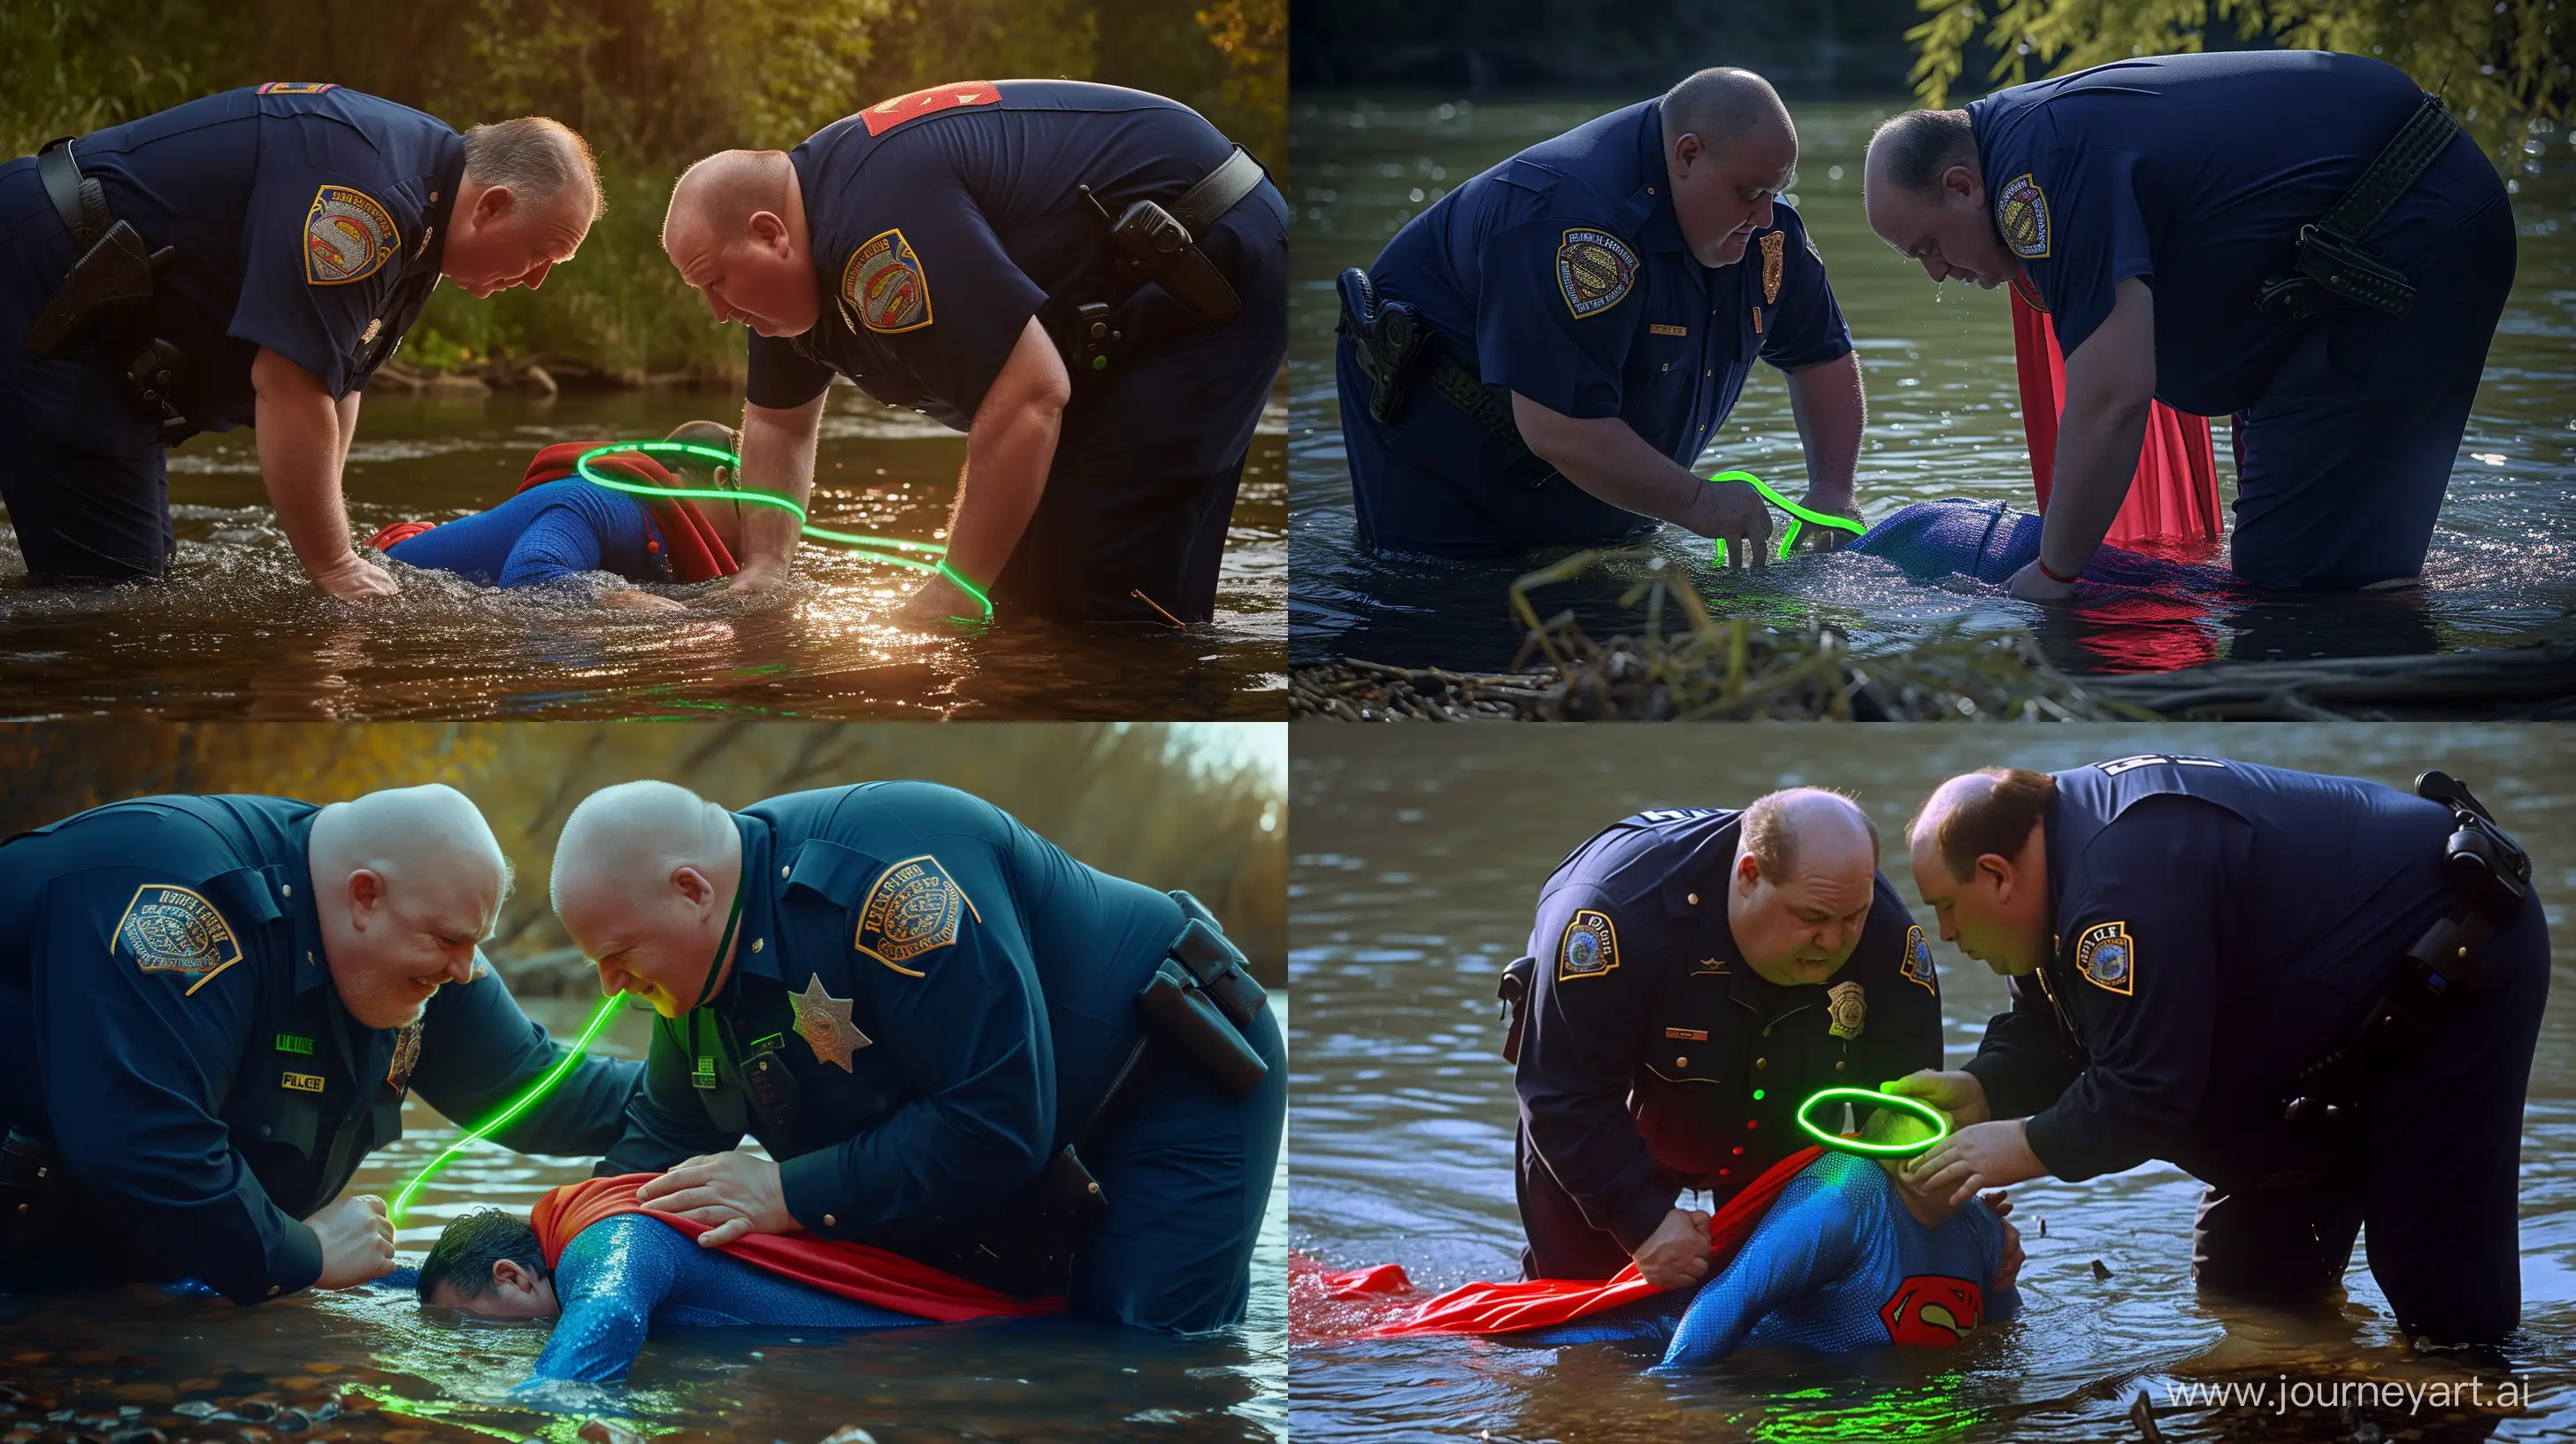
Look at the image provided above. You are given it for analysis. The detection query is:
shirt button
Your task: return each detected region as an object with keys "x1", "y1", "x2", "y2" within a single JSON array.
[
  {"x1": 782, "y1": 865, "x2": 791, "y2": 879},
  {"x1": 1685, "y1": 892, "x2": 1698, "y2": 905},
  {"x1": 823, "y1": 1214, "x2": 837, "y2": 1228},
  {"x1": 1733, "y1": 1146, "x2": 1745, "y2": 1156},
  {"x1": 752, "y1": 939, "x2": 763, "y2": 953},
  {"x1": 1746, "y1": 1119, "x2": 1759, "y2": 1130},
  {"x1": 266, "y1": 1285, "x2": 280, "y2": 1296},
  {"x1": 1675, "y1": 1056, "x2": 1689, "y2": 1068},
  {"x1": 1719, "y1": 1167, "x2": 1731, "y2": 1177},
  {"x1": 280, "y1": 884, "x2": 292, "y2": 897},
  {"x1": 1836, "y1": 1060, "x2": 1846, "y2": 1071},
  {"x1": 1754, "y1": 1057, "x2": 1766, "y2": 1070}
]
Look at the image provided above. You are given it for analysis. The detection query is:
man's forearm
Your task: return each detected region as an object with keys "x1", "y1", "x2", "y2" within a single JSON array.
[
  {"x1": 738, "y1": 396, "x2": 826, "y2": 572},
  {"x1": 1512, "y1": 399, "x2": 1709, "y2": 528},
  {"x1": 2035, "y1": 396, "x2": 2151, "y2": 578},
  {"x1": 945, "y1": 393, "x2": 1060, "y2": 587},
  {"x1": 252, "y1": 355, "x2": 362, "y2": 577},
  {"x1": 1785, "y1": 353, "x2": 1863, "y2": 506}
]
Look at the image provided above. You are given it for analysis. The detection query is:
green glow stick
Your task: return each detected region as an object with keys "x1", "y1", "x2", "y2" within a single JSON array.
[
  {"x1": 389, "y1": 995, "x2": 625, "y2": 1225},
  {"x1": 1704, "y1": 469, "x2": 1867, "y2": 565},
  {"x1": 572, "y1": 441, "x2": 991, "y2": 613},
  {"x1": 1792, "y1": 1086, "x2": 1953, "y2": 1159}
]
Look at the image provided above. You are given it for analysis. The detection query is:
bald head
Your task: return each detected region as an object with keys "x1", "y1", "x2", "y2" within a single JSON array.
[
  {"x1": 1655, "y1": 67, "x2": 1798, "y2": 269},
  {"x1": 308, "y1": 785, "x2": 506, "y2": 1030},
  {"x1": 661, "y1": 150, "x2": 817, "y2": 336},
  {"x1": 460, "y1": 118, "x2": 602, "y2": 226},
  {"x1": 1660, "y1": 67, "x2": 1794, "y2": 156},
  {"x1": 1906, "y1": 768, "x2": 2054, "y2": 883},
  {"x1": 1740, "y1": 786, "x2": 1878, "y2": 886},
  {"x1": 664, "y1": 150, "x2": 795, "y2": 257},
  {"x1": 1728, "y1": 787, "x2": 1880, "y2": 986},
  {"x1": 552, "y1": 782, "x2": 745, "y2": 1018},
  {"x1": 1905, "y1": 769, "x2": 2057, "y2": 975},
  {"x1": 552, "y1": 780, "x2": 735, "y2": 916}
]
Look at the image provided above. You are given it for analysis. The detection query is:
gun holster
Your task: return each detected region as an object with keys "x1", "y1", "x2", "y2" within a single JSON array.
[
  {"x1": 1338, "y1": 267, "x2": 1430, "y2": 426},
  {"x1": 27, "y1": 139, "x2": 192, "y2": 443},
  {"x1": 1498, "y1": 956, "x2": 1536, "y2": 1065}
]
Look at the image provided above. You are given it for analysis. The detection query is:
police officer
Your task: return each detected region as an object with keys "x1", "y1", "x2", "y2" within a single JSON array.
[
  {"x1": 1335, "y1": 67, "x2": 1866, "y2": 558},
  {"x1": 1509, "y1": 789, "x2": 1942, "y2": 1285},
  {"x1": 1863, "y1": 52, "x2": 2514, "y2": 596},
  {"x1": 658, "y1": 81, "x2": 1288, "y2": 627},
  {"x1": 1893, "y1": 755, "x2": 2549, "y2": 1345},
  {"x1": 550, "y1": 780, "x2": 1285, "y2": 1331},
  {"x1": 0, "y1": 786, "x2": 643, "y2": 1303},
  {"x1": 0, "y1": 88, "x2": 599, "y2": 595}
]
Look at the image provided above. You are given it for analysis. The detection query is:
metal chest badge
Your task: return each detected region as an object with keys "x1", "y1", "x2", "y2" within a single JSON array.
[
  {"x1": 2074, "y1": 921, "x2": 2135, "y2": 996},
  {"x1": 843, "y1": 228, "x2": 933, "y2": 334},
  {"x1": 386, "y1": 1018, "x2": 424, "y2": 1092},
  {"x1": 1555, "y1": 228, "x2": 1638, "y2": 319},
  {"x1": 113, "y1": 885, "x2": 243, "y2": 995},
  {"x1": 1556, "y1": 909, "x2": 1621, "y2": 982},
  {"x1": 855, "y1": 855, "x2": 976, "y2": 976},
  {"x1": 304, "y1": 186, "x2": 401, "y2": 286},
  {"x1": 1826, "y1": 979, "x2": 1867, "y2": 1040},
  {"x1": 1900, "y1": 926, "x2": 1937, "y2": 995},
  {"x1": 1760, "y1": 230, "x2": 1784, "y2": 304},
  {"x1": 793, "y1": 973, "x2": 873, "y2": 1071},
  {"x1": 1996, "y1": 173, "x2": 2051, "y2": 260}
]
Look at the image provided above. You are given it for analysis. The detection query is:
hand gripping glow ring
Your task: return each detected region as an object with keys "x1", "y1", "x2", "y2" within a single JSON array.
[
  {"x1": 1792, "y1": 1086, "x2": 1953, "y2": 1159},
  {"x1": 1704, "y1": 470, "x2": 1867, "y2": 565},
  {"x1": 389, "y1": 994, "x2": 625, "y2": 1225},
  {"x1": 571, "y1": 441, "x2": 992, "y2": 617}
]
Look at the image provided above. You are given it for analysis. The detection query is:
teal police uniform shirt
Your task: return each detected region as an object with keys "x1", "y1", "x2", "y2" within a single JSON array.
[{"x1": 0, "y1": 795, "x2": 640, "y2": 1304}]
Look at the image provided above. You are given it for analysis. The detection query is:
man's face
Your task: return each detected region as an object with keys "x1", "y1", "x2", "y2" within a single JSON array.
[
  {"x1": 1907, "y1": 831, "x2": 2049, "y2": 976},
  {"x1": 319, "y1": 861, "x2": 496, "y2": 1030},
  {"x1": 1668, "y1": 124, "x2": 1798, "y2": 269},
  {"x1": 426, "y1": 1260, "x2": 558, "y2": 1321},
  {"x1": 441, "y1": 186, "x2": 589, "y2": 299},
  {"x1": 1865, "y1": 158, "x2": 2017, "y2": 290},
  {"x1": 670, "y1": 213, "x2": 819, "y2": 338},
  {"x1": 560, "y1": 868, "x2": 734, "y2": 1018},
  {"x1": 1729, "y1": 849, "x2": 1876, "y2": 987}
]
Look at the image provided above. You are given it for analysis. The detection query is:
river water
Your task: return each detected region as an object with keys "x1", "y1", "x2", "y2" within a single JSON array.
[
  {"x1": 0, "y1": 387, "x2": 1287, "y2": 719},
  {"x1": 1288, "y1": 726, "x2": 2574, "y2": 1441},
  {"x1": 0, "y1": 995, "x2": 1288, "y2": 1443},
  {"x1": 1286, "y1": 96, "x2": 2576, "y2": 676}
]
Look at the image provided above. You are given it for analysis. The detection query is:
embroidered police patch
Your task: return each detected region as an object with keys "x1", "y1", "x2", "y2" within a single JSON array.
[
  {"x1": 855, "y1": 854, "x2": 977, "y2": 976},
  {"x1": 114, "y1": 886, "x2": 243, "y2": 994},
  {"x1": 1760, "y1": 230, "x2": 1785, "y2": 304},
  {"x1": 1996, "y1": 173, "x2": 2051, "y2": 260},
  {"x1": 858, "y1": 81, "x2": 1001, "y2": 137},
  {"x1": 842, "y1": 228, "x2": 932, "y2": 334},
  {"x1": 1827, "y1": 979, "x2": 1867, "y2": 1040},
  {"x1": 1557, "y1": 909, "x2": 1620, "y2": 982},
  {"x1": 258, "y1": 82, "x2": 337, "y2": 95},
  {"x1": 305, "y1": 185, "x2": 400, "y2": 286},
  {"x1": 2009, "y1": 270, "x2": 2051, "y2": 315},
  {"x1": 2074, "y1": 920, "x2": 2135, "y2": 996},
  {"x1": 1900, "y1": 925, "x2": 1937, "y2": 995},
  {"x1": 1555, "y1": 228, "x2": 1638, "y2": 319}
]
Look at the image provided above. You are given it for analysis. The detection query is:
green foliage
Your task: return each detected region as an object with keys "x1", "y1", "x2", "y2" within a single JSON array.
[
  {"x1": 0, "y1": 0, "x2": 1284, "y2": 380},
  {"x1": 1906, "y1": 0, "x2": 2572, "y2": 159}
]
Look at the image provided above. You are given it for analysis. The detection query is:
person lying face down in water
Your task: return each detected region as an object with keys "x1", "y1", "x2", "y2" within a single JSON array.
[
  {"x1": 1841, "y1": 497, "x2": 2232, "y2": 594},
  {"x1": 416, "y1": 1171, "x2": 1059, "y2": 1387},
  {"x1": 364, "y1": 421, "x2": 748, "y2": 612}
]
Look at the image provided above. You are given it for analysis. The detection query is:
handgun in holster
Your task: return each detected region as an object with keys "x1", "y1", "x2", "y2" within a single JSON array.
[
  {"x1": 1498, "y1": 955, "x2": 1536, "y2": 1065},
  {"x1": 28, "y1": 139, "x2": 192, "y2": 443},
  {"x1": 1336, "y1": 267, "x2": 1428, "y2": 426}
]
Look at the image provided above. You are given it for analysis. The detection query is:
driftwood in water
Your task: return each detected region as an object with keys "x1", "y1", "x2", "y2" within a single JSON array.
[{"x1": 2083, "y1": 641, "x2": 2576, "y2": 720}]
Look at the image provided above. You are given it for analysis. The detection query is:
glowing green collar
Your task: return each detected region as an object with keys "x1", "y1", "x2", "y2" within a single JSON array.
[{"x1": 1793, "y1": 1086, "x2": 1953, "y2": 1159}]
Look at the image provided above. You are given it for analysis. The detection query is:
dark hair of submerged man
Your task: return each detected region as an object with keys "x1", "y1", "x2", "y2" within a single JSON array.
[
  {"x1": 417, "y1": 1208, "x2": 549, "y2": 1304},
  {"x1": 1910, "y1": 767, "x2": 2058, "y2": 880}
]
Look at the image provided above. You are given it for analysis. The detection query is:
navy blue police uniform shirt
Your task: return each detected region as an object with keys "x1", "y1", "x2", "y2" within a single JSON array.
[
  {"x1": 1966, "y1": 50, "x2": 2495, "y2": 419},
  {"x1": 0, "y1": 795, "x2": 641, "y2": 1304},
  {"x1": 1367, "y1": 101, "x2": 1851, "y2": 490},
  {"x1": 36, "y1": 84, "x2": 463, "y2": 435},
  {"x1": 1959, "y1": 755, "x2": 2464, "y2": 1186},
  {"x1": 1516, "y1": 807, "x2": 1941, "y2": 1252},
  {"x1": 598, "y1": 782, "x2": 1180, "y2": 1254},
  {"x1": 745, "y1": 81, "x2": 1255, "y2": 429}
]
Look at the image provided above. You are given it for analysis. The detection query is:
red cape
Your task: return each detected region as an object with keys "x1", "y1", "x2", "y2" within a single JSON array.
[
  {"x1": 2011, "y1": 280, "x2": 2221, "y2": 549},
  {"x1": 1300, "y1": 1145, "x2": 1827, "y2": 1340},
  {"x1": 362, "y1": 441, "x2": 740, "y2": 584},
  {"x1": 532, "y1": 1174, "x2": 1063, "y2": 1324}
]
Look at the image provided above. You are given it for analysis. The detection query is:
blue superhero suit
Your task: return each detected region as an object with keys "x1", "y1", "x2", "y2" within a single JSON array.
[
  {"x1": 1526, "y1": 1151, "x2": 2018, "y2": 1368},
  {"x1": 528, "y1": 1213, "x2": 924, "y2": 1385},
  {"x1": 1849, "y1": 498, "x2": 2233, "y2": 592},
  {"x1": 382, "y1": 480, "x2": 671, "y2": 588}
]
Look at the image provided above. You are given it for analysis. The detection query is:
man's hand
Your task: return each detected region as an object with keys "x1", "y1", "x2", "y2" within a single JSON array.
[
  {"x1": 727, "y1": 556, "x2": 794, "y2": 595},
  {"x1": 1792, "y1": 488, "x2": 1863, "y2": 553},
  {"x1": 1686, "y1": 478, "x2": 1775, "y2": 569},
  {"x1": 1994, "y1": 1217, "x2": 2025, "y2": 1291},
  {"x1": 309, "y1": 549, "x2": 398, "y2": 601},
  {"x1": 730, "y1": 393, "x2": 830, "y2": 582},
  {"x1": 636, "y1": 1149, "x2": 795, "y2": 1247},
  {"x1": 893, "y1": 572, "x2": 985, "y2": 627},
  {"x1": 1904, "y1": 1119, "x2": 2045, "y2": 1210},
  {"x1": 2005, "y1": 559, "x2": 2080, "y2": 601},
  {"x1": 1882, "y1": 1069, "x2": 1990, "y2": 1126},
  {"x1": 1631, "y1": 1205, "x2": 1714, "y2": 1290},
  {"x1": 306, "y1": 1193, "x2": 395, "y2": 1288}
]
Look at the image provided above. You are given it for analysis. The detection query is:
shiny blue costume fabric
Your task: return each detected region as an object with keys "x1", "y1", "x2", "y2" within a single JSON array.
[
  {"x1": 1526, "y1": 1151, "x2": 2018, "y2": 1367},
  {"x1": 530, "y1": 1214, "x2": 924, "y2": 1384},
  {"x1": 1849, "y1": 498, "x2": 2231, "y2": 592},
  {"x1": 382, "y1": 479, "x2": 667, "y2": 588}
]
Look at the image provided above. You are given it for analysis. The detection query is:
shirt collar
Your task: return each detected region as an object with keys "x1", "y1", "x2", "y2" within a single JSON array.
[
  {"x1": 414, "y1": 134, "x2": 465, "y2": 274},
  {"x1": 724, "y1": 810, "x2": 786, "y2": 991},
  {"x1": 286, "y1": 808, "x2": 333, "y2": 997},
  {"x1": 1619, "y1": 99, "x2": 1688, "y2": 255}
]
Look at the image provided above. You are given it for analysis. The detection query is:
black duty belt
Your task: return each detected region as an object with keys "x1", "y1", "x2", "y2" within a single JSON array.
[
  {"x1": 2281, "y1": 769, "x2": 2531, "y2": 1129},
  {"x1": 27, "y1": 137, "x2": 193, "y2": 442},
  {"x1": 2256, "y1": 93, "x2": 2460, "y2": 319},
  {"x1": 1336, "y1": 265, "x2": 1559, "y2": 488}
]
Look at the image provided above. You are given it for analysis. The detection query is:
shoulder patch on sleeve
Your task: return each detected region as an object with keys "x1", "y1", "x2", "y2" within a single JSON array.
[
  {"x1": 1996, "y1": 173, "x2": 2051, "y2": 260},
  {"x1": 855, "y1": 854, "x2": 979, "y2": 977},
  {"x1": 842, "y1": 227, "x2": 933, "y2": 334},
  {"x1": 859, "y1": 81, "x2": 1001, "y2": 136},
  {"x1": 113, "y1": 886, "x2": 244, "y2": 995},
  {"x1": 1760, "y1": 229, "x2": 1784, "y2": 303},
  {"x1": 1556, "y1": 227, "x2": 1639, "y2": 319},
  {"x1": 1900, "y1": 925, "x2": 1938, "y2": 995},
  {"x1": 1556, "y1": 908, "x2": 1621, "y2": 982},
  {"x1": 305, "y1": 185, "x2": 400, "y2": 286},
  {"x1": 1805, "y1": 228, "x2": 1824, "y2": 265},
  {"x1": 2074, "y1": 921, "x2": 2135, "y2": 996},
  {"x1": 258, "y1": 82, "x2": 337, "y2": 95}
]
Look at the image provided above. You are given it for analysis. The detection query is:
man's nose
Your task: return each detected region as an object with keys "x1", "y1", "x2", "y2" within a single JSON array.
[
  {"x1": 521, "y1": 258, "x2": 553, "y2": 291},
  {"x1": 703, "y1": 291, "x2": 731, "y2": 325},
  {"x1": 444, "y1": 951, "x2": 477, "y2": 985},
  {"x1": 1752, "y1": 196, "x2": 1775, "y2": 230},
  {"x1": 1920, "y1": 257, "x2": 1945, "y2": 282}
]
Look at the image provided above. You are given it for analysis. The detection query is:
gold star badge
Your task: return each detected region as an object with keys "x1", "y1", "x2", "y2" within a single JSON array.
[{"x1": 793, "y1": 973, "x2": 871, "y2": 1071}]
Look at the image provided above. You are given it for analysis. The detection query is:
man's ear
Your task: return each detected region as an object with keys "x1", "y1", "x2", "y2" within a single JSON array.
[
  {"x1": 1735, "y1": 852, "x2": 1762, "y2": 889},
  {"x1": 348, "y1": 868, "x2": 387, "y2": 930},
  {"x1": 494, "y1": 1257, "x2": 536, "y2": 1293},
  {"x1": 1944, "y1": 164, "x2": 1981, "y2": 208},
  {"x1": 748, "y1": 210, "x2": 790, "y2": 254},
  {"x1": 1974, "y1": 852, "x2": 2013, "y2": 902},
  {"x1": 474, "y1": 184, "x2": 517, "y2": 226},
  {"x1": 1670, "y1": 132, "x2": 1703, "y2": 174}
]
